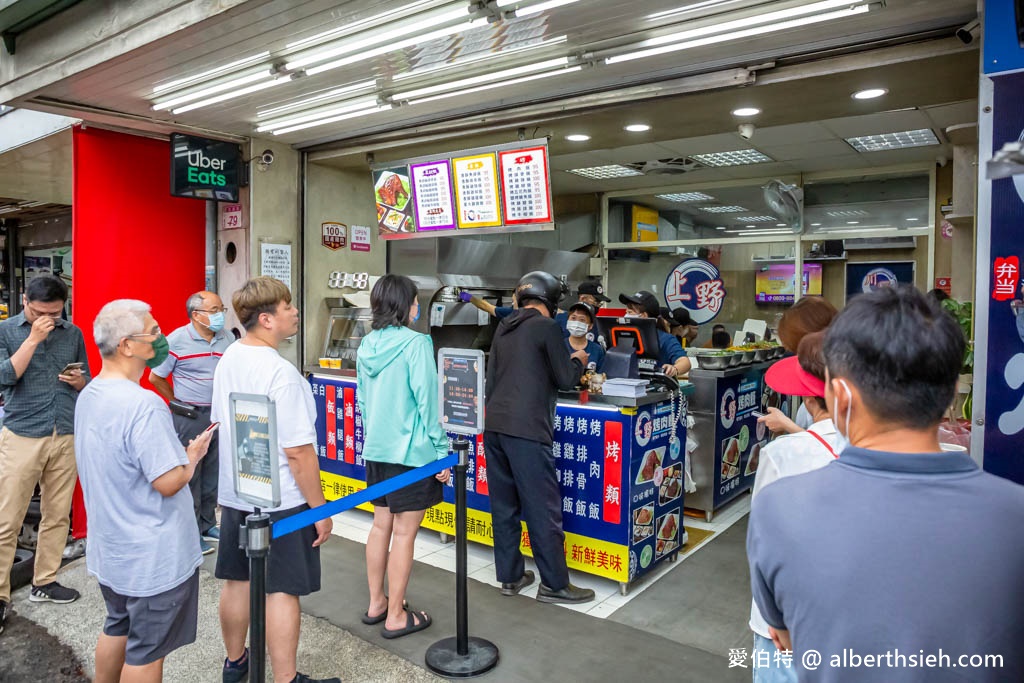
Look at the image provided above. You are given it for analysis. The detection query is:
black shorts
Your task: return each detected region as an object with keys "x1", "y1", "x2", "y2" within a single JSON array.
[
  {"x1": 366, "y1": 460, "x2": 443, "y2": 514},
  {"x1": 215, "y1": 504, "x2": 321, "y2": 596},
  {"x1": 100, "y1": 570, "x2": 200, "y2": 666}
]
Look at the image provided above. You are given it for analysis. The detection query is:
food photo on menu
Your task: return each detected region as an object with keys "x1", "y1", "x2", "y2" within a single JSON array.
[
  {"x1": 659, "y1": 464, "x2": 683, "y2": 505},
  {"x1": 635, "y1": 447, "x2": 664, "y2": 485},
  {"x1": 632, "y1": 504, "x2": 655, "y2": 544},
  {"x1": 655, "y1": 509, "x2": 681, "y2": 558},
  {"x1": 374, "y1": 168, "x2": 415, "y2": 234}
]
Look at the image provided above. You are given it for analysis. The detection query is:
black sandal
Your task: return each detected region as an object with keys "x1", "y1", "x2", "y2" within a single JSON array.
[
  {"x1": 380, "y1": 606, "x2": 432, "y2": 639},
  {"x1": 361, "y1": 598, "x2": 407, "y2": 625}
]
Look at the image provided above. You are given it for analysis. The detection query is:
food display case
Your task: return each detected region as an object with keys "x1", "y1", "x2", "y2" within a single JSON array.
[
  {"x1": 319, "y1": 299, "x2": 373, "y2": 368},
  {"x1": 308, "y1": 371, "x2": 693, "y2": 593},
  {"x1": 685, "y1": 351, "x2": 791, "y2": 522}
]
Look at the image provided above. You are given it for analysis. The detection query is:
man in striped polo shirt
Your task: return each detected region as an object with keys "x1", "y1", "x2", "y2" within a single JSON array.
[{"x1": 150, "y1": 291, "x2": 232, "y2": 555}]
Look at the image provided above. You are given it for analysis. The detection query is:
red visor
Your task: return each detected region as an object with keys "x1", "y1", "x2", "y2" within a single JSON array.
[{"x1": 765, "y1": 355, "x2": 826, "y2": 398}]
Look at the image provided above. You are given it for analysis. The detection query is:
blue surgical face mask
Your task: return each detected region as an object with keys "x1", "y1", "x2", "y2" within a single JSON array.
[
  {"x1": 411, "y1": 304, "x2": 420, "y2": 324},
  {"x1": 832, "y1": 379, "x2": 853, "y2": 455},
  {"x1": 206, "y1": 311, "x2": 226, "y2": 332}
]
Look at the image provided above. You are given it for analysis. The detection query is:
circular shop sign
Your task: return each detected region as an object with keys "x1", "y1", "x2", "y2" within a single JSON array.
[{"x1": 664, "y1": 258, "x2": 727, "y2": 325}]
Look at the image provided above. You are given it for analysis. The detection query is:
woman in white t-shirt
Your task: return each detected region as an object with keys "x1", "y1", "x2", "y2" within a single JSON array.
[{"x1": 749, "y1": 332, "x2": 839, "y2": 683}]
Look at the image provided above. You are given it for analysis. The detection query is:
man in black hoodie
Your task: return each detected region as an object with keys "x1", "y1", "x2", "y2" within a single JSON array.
[{"x1": 484, "y1": 271, "x2": 596, "y2": 604}]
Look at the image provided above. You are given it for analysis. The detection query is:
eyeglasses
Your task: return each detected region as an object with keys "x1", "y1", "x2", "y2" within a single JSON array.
[
  {"x1": 198, "y1": 307, "x2": 228, "y2": 314},
  {"x1": 126, "y1": 329, "x2": 162, "y2": 340}
]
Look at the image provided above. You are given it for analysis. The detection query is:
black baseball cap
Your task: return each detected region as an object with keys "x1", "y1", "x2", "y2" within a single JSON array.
[
  {"x1": 567, "y1": 301, "x2": 597, "y2": 324},
  {"x1": 578, "y1": 280, "x2": 611, "y2": 303},
  {"x1": 618, "y1": 290, "x2": 660, "y2": 318}
]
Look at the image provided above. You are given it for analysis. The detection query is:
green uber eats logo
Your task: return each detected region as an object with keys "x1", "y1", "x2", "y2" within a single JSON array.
[{"x1": 186, "y1": 149, "x2": 228, "y2": 187}]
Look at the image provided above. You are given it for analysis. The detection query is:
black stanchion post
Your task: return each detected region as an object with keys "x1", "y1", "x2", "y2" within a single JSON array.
[
  {"x1": 246, "y1": 508, "x2": 271, "y2": 683},
  {"x1": 425, "y1": 438, "x2": 499, "y2": 678}
]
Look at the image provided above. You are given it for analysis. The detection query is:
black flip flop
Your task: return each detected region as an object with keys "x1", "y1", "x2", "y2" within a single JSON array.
[
  {"x1": 361, "y1": 599, "x2": 407, "y2": 625},
  {"x1": 380, "y1": 607, "x2": 432, "y2": 639}
]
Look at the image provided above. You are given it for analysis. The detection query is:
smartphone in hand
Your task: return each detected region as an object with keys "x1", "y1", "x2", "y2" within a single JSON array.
[
  {"x1": 752, "y1": 410, "x2": 767, "y2": 419},
  {"x1": 60, "y1": 362, "x2": 84, "y2": 375},
  {"x1": 203, "y1": 422, "x2": 220, "y2": 434}
]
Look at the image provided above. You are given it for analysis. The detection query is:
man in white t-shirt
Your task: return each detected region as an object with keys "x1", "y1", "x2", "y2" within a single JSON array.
[
  {"x1": 748, "y1": 331, "x2": 837, "y2": 683},
  {"x1": 211, "y1": 277, "x2": 338, "y2": 683}
]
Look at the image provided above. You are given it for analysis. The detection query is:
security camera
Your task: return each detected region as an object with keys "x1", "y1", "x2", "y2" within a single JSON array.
[
  {"x1": 956, "y1": 18, "x2": 980, "y2": 45},
  {"x1": 738, "y1": 123, "x2": 756, "y2": 140},
  {"x1": 259, "y1": 149, "x2": 275, "y2": 165}
]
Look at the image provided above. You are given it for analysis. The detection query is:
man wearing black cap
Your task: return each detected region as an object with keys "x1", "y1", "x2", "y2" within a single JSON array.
[
  {"x1": 484, "y1": 271, "x2": 595, "y2": 605},
  {"x1": 577, "y1": 280, "x2": 611, "y2": 309},
  {"x1": 618, "y1": 291, "x2": 691, "y2": 377}
]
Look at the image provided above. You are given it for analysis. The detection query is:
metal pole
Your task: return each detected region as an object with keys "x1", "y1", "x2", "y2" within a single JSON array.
[
  {"x1": 454, "y1": 439, "x2": 469, "y2": 656},
  {"x1": 246, "y1": 509, "x2": 271, "y2": 683}
]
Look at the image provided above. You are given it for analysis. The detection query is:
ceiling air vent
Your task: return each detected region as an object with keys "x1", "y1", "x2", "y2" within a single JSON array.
[{"x1": 624, "y1": 157, "x2": 705, "y2": 176}]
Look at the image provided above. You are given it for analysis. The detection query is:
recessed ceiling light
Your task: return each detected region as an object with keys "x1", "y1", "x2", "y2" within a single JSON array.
[
  {"x1": 715, "y1": 226, "x2": 727, "y2": 230},
  {"x1": 700, "y1": 205, "x2": 748, "y2": 213},
  {"x1": 732, "y1": 107, "x2": 761, "y2": 117},
  {"x1": 736, "y1": 215, "x2": 777, "y2": 222},
  {"x1": 811, "y1": 222, "x2": 822, "y2": 227},
  {"x1": 691, "y1": 149, "x2": 773, "y2": 166},
  {"x1": 565, "y1": 165, "x2": 644, "y2": 179},
  {"x1": 852, "y1": 88, "x2": 888, "y2": 100},
  {"x1": 846, "y1": 129, "x2": 939, "y2": 152},
  {"x1": 566, "y1": 134, "x2": 590, "y2": 142},
  {"x1": 625, "y1": 123, "x2": 651, "y2": 132},
  {"x1": 657, "y1": 192, "x2": 715, "y2": 202}
]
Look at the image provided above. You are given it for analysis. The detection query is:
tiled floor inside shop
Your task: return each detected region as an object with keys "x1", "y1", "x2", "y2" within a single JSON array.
[{"x1": 330, "y1": 493, "x2": 751, "y2": 619}]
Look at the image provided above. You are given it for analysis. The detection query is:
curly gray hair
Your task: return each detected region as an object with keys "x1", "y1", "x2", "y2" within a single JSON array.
[{"x1": 93, "y1": 299, "x2": 151, "y2": 358}]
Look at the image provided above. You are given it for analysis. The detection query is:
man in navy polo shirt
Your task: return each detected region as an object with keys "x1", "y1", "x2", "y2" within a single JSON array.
[
  {"x1": 150, "y1": 291, "x2": 232, "y2": 555},
  {"x1": 747, "y1": 285, "x2": 1024, "y2": 682}
]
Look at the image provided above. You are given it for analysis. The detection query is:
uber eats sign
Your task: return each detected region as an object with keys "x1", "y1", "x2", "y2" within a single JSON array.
[{"x1": 170, "y1": 133, "x2": 241, "y2": 202}]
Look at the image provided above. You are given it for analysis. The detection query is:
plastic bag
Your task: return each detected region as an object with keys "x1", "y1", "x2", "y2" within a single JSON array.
[{"x1": 937, "y1": 419, "x2": 971, "y2": 454}]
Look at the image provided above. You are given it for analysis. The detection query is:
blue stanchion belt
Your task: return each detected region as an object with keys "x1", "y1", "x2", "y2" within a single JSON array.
[{"x1": 272, "y1": 454, "x2": 459, "y2": 539}]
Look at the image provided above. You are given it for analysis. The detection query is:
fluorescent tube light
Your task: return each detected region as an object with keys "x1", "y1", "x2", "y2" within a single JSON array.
[
  {"x1": 498, "y1": 0, "x2": 582, "y2": 17},
  {"x1": 271, "y1": 106, "x2": 392, "y2": 136},
  {"x1": 733, "y1": 230, "x2": 794, "y2": 236},
  {"x1": 0, "y1": 206, "x2": 20, "y2": 214},
  {"x1": 152, "y1": 52, "x2": 270, "y2": 95},
  {"x1": 304, "y1": 19, "x2": 487, "y2": 76},
  {"x1": 257, "y1": 99, "x2": 381, "y2": 132},
  {"x1": 646, "y1": 0, "x2": 745, "y2": 22},
  {"x1": 607, "y1": 3, "x2": 870, "y2": 64},
  {"x1": 153, "y1": 70, "x2": 273, "y2": 111},
  {"x1": 171, "y1": 78, "x2": 287, "y2": 114},
  {"x1": 393, "y1": 35, "x2": 568, "y2": 81},
  {"x1": 287, "y1": 6, "x2": 471, "y2": 70},
  {"x1": 406, "y1": 65, "x2": 581, "y2": 105},
  {"x1": 393, "y1": 57, "x2": 569, "y2": 100},
  {"x1": 257, "y1": 80, "x2": 377, "y2": 119},
  {"x1": 285, "y1": 0, "x2": 435, "y2": 51},
  {"x1": 18, "y1": 201, "x2": 46, "y2": 207},
  {"x1": 566, "y1": 134, "x2": 590, "y2": 142}
]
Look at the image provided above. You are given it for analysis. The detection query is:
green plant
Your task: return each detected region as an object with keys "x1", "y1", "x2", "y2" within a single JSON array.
[{"x1": 941, "y1": 298, "x2": 974, "y2": 374}]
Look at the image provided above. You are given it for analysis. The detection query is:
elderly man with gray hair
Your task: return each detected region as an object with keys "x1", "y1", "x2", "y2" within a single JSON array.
[
  {"x1": 75, "y1": 299, "x2": 212, "y2": 683},
  {"x1": 149, "y1": 290, "x2": 232, "y2": 555}
]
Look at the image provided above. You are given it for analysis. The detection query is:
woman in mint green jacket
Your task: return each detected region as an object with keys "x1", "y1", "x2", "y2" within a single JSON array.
[{"x1": 356, "y1": 274, "x2": 450, "y2": 640}]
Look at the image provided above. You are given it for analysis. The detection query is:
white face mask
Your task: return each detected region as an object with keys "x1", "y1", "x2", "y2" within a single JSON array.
[
  {"x1": 832, "y1": 378, "x2": 853, "y2": 454},
  {"x1": 566, "y1": 320, "x2": 590, "y2": 338}
]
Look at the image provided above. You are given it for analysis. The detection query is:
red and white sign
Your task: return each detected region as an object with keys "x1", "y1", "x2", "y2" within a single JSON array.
[
  {"x1": 935, "y1": 277, "x2": 952, "y2": 296},
  {"x1": 221, "y1": 203, "x2": 243, "y2": 230},
  {"x1": 498, "y1": 146, "x2": 552, "y2": 225},
  {"x1": 351, "y1": 225, "x2": 372, "y2": 252},
  {"x1": 993, "y1": 256, "x2": 1020, "y2": 301},
  {"x1": 322, "y1": 222, "x2": 346, "y2": 250}
]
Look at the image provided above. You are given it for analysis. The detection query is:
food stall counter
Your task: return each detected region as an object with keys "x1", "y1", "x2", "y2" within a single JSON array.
[{"x1": 308, "y1": 372, "x2": 691, "y2": 593}]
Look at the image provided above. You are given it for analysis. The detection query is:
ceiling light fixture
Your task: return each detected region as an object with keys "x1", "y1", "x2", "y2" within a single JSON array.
[
  {"x1": 811, "y1": 222, "x2": 822, "y2": 227},
  {"x1": 735, "y1": 229, "x2": 794, "y2": 236},
  {"x1": 826, "y1": 209, "x2": 870, "y2": 218},
  {"x1": 906, "y1": 217, "x2": 920, "y2": 221},
  {"x1": 646, "y1": 0, "x2": 746, "y2": 22},
  {"x1": 736, "y1": 215, "x2": 777, "y2": 223},
  {"x1": 17, "y1": 200, "x2": 46, "y2": 207},
  {"x1": 285, "y1": 0, "x2": 435, "y2": 51},
  {"x1": 257, "y1": 80, "x2": 377, "y2": 118},
  {"x1": 690, "y1": 149, "x2": 773, "y2": 166},
  {"x1": 625, "y1": 124, "x2": 651, "y2": 132},
  {"x1": 393, "y1": 35, "x2": 568, "y2": 82},
  {"x1": 566, "y1": 134, "x2": 590, "y2": 142},
  {"x1": 657, "y1": 192, "x2": 715, "y2": 202},
  {"x1": 406, "y1": 65, "x2": 581, "y2": 105},
  {"x1": 566, "y1": 165, "x2": 645, "y2": 180},
  {"x1": 171, "y1": 77, "x2": 289, "y2": 114},
  {"x1": 393, "y1": 57, "x2": 570, "y2": 100},
  {"x1": 845, "y1": 129, "x2": 939, "y2": 152},
  {"x1": 153, "y1": 69, "x2": 274, "y2": 111},
  {"x1": 852, "y1": 88, "x2": 888, "y2": 100},
  {"x1": 0, "y1": 206, "x2": 20, "y2": 214},
  {"x1": 287, "y1": 5, "x2": 472, "y2": 71},
  {"x1": 700, "y1": 205, "x2": 748, "y2": 213},
  {"x1": 847, "y1": 221, "x2": 860, "y2": 225},
  {"x1": 303, "y1": 18, "x2": 487, "y2": 76},
  {"x1": 271, "y1": 105, "x2": 392, "y2": 136},
  {"x1": 732, "y1": 107, "x2": 760, "y2": 117},
  {"x1": 257, "y1": 98, "x2": 381, "y2": 133},
  {"x1": 152, "y1": 52, "x2": 271, "y2": 95},
  {"x1": 606, "y1": 1, "x2": 871, "y2": 64},
  {"x1": 715, "y1": 226, "x2": 727, "y2": 230},
  {"x1": 497, "y1": 0, "x2": 581, "y2": 17}
]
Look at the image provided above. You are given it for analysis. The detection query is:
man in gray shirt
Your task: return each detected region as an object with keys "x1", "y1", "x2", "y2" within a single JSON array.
[
  {"x1": 75, "y1": 299, "x2": 211, "y2": 682},
  {"x1": 747, "y1": 286, "x2": 1024, "y2": 682},
  {"x1": 0, "y1": 276, "x2": 89, "y2": 634}
]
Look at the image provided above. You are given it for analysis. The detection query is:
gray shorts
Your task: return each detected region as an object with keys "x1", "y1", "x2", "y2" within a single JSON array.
[{"x1": 99, "y1": 570, "x2": 200, "y2": 666}]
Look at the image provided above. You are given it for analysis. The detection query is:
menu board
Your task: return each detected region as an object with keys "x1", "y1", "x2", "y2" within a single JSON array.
[
  {"x1": 438, "y1": 348, "x2": 485, "y2": 436},
  {"x1": 373, "y1": 166, "x2": 416, "y2": 235},
  {"x1": 499, "y1": 146, "x2": 552, "y2": 224},
  {"x1": 452, "y1": 153, "x2": 502, "y2": 229},
  {"x1": 410, "y1": 160, "x2": 456, "y2": 231}
]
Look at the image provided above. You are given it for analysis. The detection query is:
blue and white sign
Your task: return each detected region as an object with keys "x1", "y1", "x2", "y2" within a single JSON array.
[
  {"x1": 664, "y1": 258, "x2": 726, "y2": 325},
  {"x1": 844, "y1": 261, "x2": 915, "y2": 303}
]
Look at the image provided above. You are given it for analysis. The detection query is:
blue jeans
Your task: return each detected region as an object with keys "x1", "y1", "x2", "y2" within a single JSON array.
[{"x1": 752, "y1": 633, "x2": 798, "y2": 683}]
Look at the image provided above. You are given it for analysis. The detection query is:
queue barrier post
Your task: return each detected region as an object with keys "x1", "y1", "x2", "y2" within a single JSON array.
[
  {"x1": 245, "y1": 509, "x2": 271, "y2": 683},
  {"x1": 425, "y1": 437, "x2": 500, "y2": 678}
]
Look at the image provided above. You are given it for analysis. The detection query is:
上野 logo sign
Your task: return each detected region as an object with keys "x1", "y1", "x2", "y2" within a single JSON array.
[
  {"x1": 664, "y1": 258, "x2": 726, "y2": 325},
  {"x1": 860, "y1": 267, "x2": 899, "y2": 293}
]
